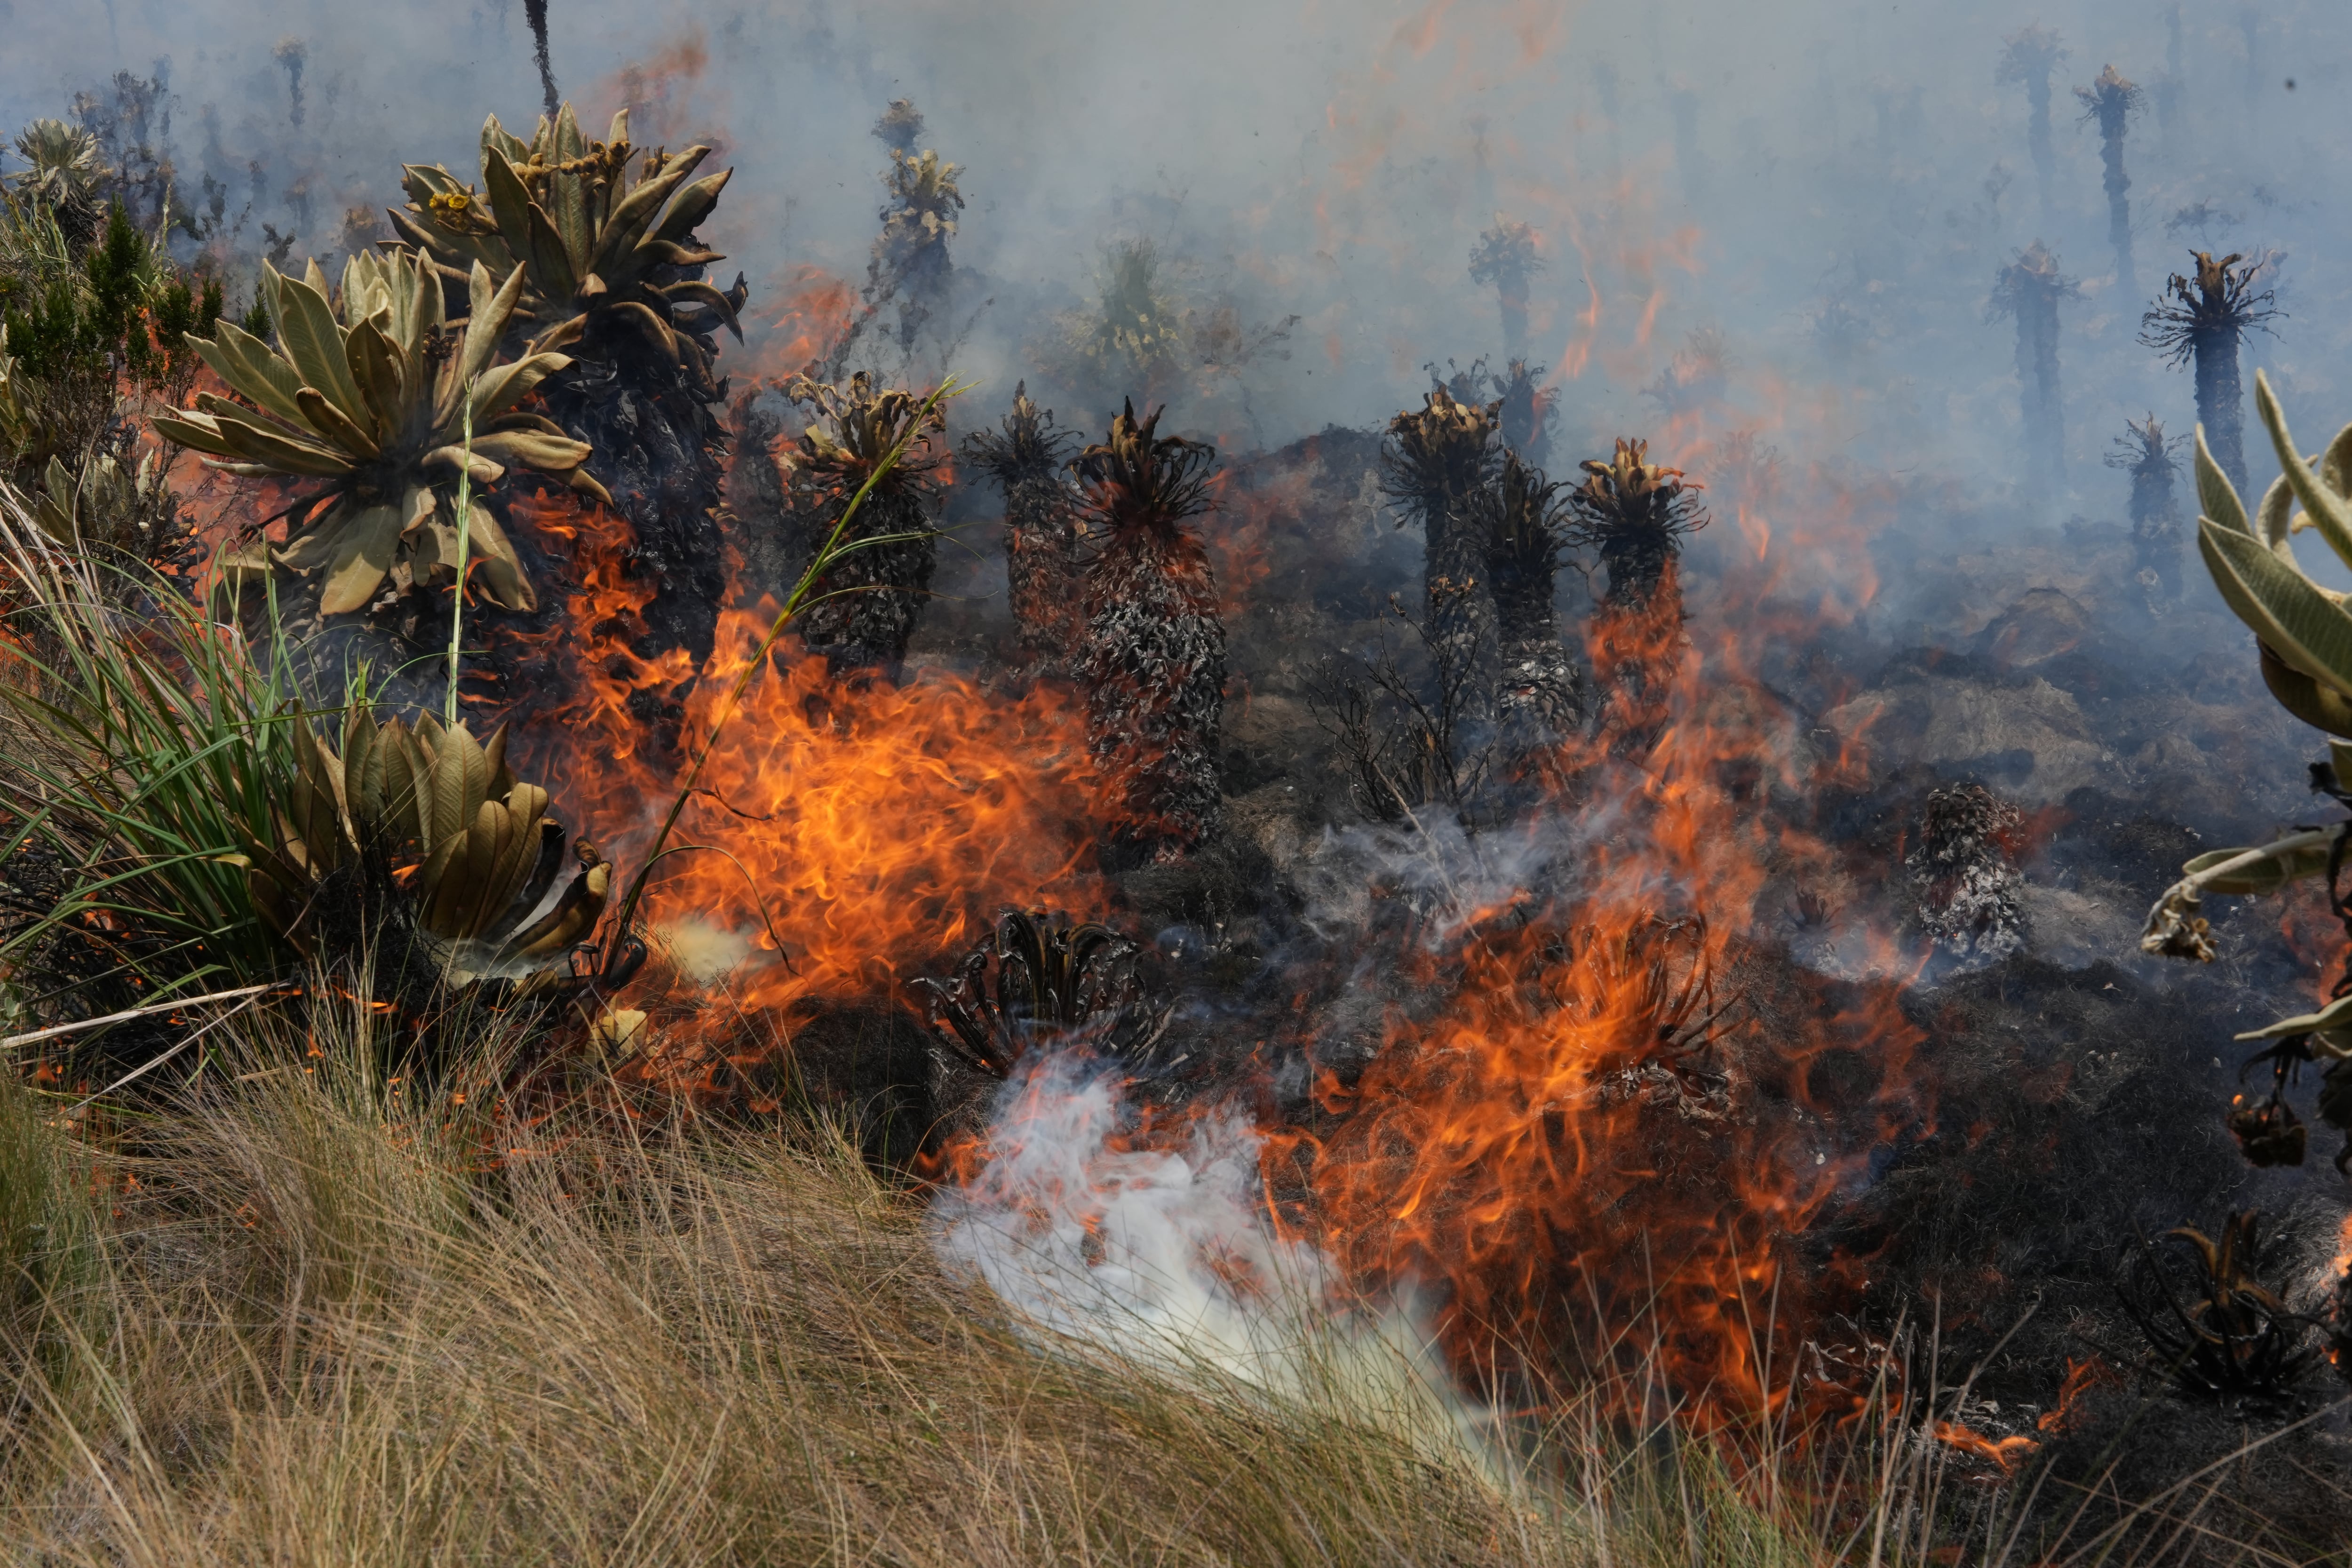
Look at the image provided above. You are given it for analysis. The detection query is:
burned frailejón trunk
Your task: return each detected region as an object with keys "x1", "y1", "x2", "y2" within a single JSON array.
[
  {"x1": 2075, "y1": 64, "x2": 2143, "y2": 299},
  {"x1": 962, "y1": 382, "x2": 1080, "y2": 674},
  {"x1": 1476, "y1": 451, "x2": 1582, "y2": 779},
  {"x1": 778, "y1": 372, "x2": 946, "y2": 680},
  {"x1": 1564, "y1": 438, "x2": 1706, "y2": 753},
  {"x1": 2108, "y1": 413, "x2": 2184, "y2": 608},
  {"x1": 1383, "y1": 388, "x2": 1502, "y2": 748},
  {"x1": 1072, "y1": 401, "x2": 1226, "y2": 859},
  {"x1": 2139, "y1": 249, "x2": 2280, "y2": 494},
  {"x1": 1992, "y1": 241, "x2": 2075, "y2": 488}
]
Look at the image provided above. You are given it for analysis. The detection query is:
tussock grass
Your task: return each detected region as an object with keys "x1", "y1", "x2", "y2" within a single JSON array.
[{"x1": 0, "y1": 981, "x2": 1870, "y2": 1568}]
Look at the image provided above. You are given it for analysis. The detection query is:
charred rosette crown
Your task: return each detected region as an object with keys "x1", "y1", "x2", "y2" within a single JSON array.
[
  {"x1": 782, "y1": 371, "x2": 946, "y2": 485},
  {"x1": 390, "y1": 103, "x2": 745, "y2": 401},
  {"x1": 155, "y1": 251, "x2": 605, "y2": 619},
  {"x1": 1071, "y1": 398, "x2": 1216, "y2": 534},
  {"x1": 913, "y1": 907, "x2": 1172, "y2": 1078},
  {"x1": 237, "y1": 700, "x2": 610, "y2": 976},
  {"x1": 1380, "y1": 386, "x2": 1500, "y2": 516},
  {"x1": 1563, "y1": 437, "x2": 1710, "y2": 607}
]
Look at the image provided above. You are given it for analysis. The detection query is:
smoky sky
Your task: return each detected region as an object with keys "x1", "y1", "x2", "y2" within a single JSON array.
[{"x1": 5, "y1": 0, "x2": 2348, "y2": 522}]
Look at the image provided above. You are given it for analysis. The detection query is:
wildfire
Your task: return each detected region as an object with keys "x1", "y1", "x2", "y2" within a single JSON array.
[{"x1": 509, "y1": 493, "x2": 1103, "y2": 1090}]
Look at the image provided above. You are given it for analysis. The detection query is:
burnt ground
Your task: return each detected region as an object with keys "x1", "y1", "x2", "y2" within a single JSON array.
[{"x1": 741, "y1": 422, "x2": 2352, "y2": 1556}]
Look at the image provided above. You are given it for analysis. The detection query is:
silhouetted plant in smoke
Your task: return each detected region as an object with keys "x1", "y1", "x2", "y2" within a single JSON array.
[
  {"x1": 2139, "y1": 249, "x2": 2280, "y2": 493},
  {"x1": 2107, "y1": 413, "x2": 2186, "y2": 608},
  {"x1": 1494, "y1": 357, "x2": 1552, "y2": 463},
  {"x1": 1071, "y1": 400, "x2": 1226, "y2": 858},
  {"x1": 1563, "y1": 438, "x2": 1706, "y2": 753},
  {"x1": 1383, "y1": 387, "x2": 1502, "y2": 744},
  {"x1": 961, "y1": 382, "x2": 1079, "y2": 673},
  {"x1": 2074, "y1": 64, "x2": 2143, "y2": 298},
  {"x1": 1078, "y1": 239, "x2": 1185, "y2": 392},
  {"x1": 1467, "y1": 215, "x2": 1541, "y2": 361},
  {"x1": 1642, "y1": 326, "x2": 1732, "y2": 420},
  {"x1": 272, "y1": 38, "x2": 306, "y2": 128},
  {"x1": 865, "y1": 108, "x2": 962, "y2": 356},
  {"x1": 390, "y1": 104, "x2": 746, "y2": 675},
  {"x1": 778, "y1": 371, "x2": 946, "y2": 679},
  {"x1": 1991, "y1": 241, "x2": 2076, "y2": 487},
  {"x1": 1997, "y1": 25, "x2": 2067, "y2": 226},
  {"x1": 913, "y1": 907, "x2": 1171, "y2": 1080}
]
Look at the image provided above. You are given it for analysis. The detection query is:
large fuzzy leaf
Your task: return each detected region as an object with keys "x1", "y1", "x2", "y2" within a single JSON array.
[
  {"x1": 296, "y1": 386, "x2": 382, "y2": 461},
  {"x1": 2256, "y1": 370, "x2": 2352, "y2": 576},
  {"x1": 468, "y1": 428, "x2": 592, "y2": 474},
  {"x1": 479, "y1": 114, "x2": 531, "y2": 171},
  {"x1": 198, "y1": 406, "x2": 355, "y2": 477},
  {"x1": 461, "y1": 498, "x2": 536, "y2": 611},
  {"x1": 317, "y1": 502, "x2": 408, "y2": 614},
  {"x1": 648, "y1": 167, "x2": 732, "y2": 249},
  {"x1": 150, "y1": 411, "x2": 237, "y2": 456},
  {"x1": 482, "y1": 149, "x2": 541, "y2": 286},
  {"x1": 458, "y1": 262, "x2": 531, "y2": 389},
  {"x1": 192, "y1": 322, "x2": 310, "y2": 426},
  {"x1": 425, "y1": 722, "x2": 492, "y2": 850},
  {"x1": 266, "y1": 263, "x2": 372, "y2": 434},
  {"x1": 465, "y1": 353, "x2": 569, "y2": 427},
  {"x1": 2200, "y1": 519, "x2": 2352, "y2": 697},
  {"x1": 345, "y1": 317, "x2": 411, "y2": 441},
  {"x1": 2258, "y1": 645, "x2": 2352, "y2": 738},
  {"x1": 2196, "y1": 424, "x2": 2249, "y2": 536},
  {"x1": 520, "y1": 199, "x2": 579, "y2": 303},
  {"x1": 588, "y1": 144, "x2": 709, "y2": 282},
  {"x1": 661, "y1": 278, "x2": 745, "y2": 339}
]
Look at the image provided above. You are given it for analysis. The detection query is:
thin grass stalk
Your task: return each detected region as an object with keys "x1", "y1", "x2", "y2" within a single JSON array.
[{"x1": 445, "y1": 378, "x2": 475, "y2": 730}]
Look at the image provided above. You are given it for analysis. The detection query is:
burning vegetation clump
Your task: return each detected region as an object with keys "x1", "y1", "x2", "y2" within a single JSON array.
[
  {"x1": 1070, "y1": 400, "x2": 1226, "y2": 859},
  {"x1": 914, "y1": 907, "x2": 1172, "y2": 1130},
  {"x1": 777, "y1": 370, "x2": 946, "y2": 678},
  {"x1": 389, "y1": 103, "x2": 745, "y2": 670},
  {"x1": 961, "y1": 382, "x2": 1079, "y2": 674},
  {"x1": 2116, "y1": 1211, "x2": 2319, "y2": 1407},
  {"x1": 1905, "y1": 783, "x2": 2028, "y2": 965}
]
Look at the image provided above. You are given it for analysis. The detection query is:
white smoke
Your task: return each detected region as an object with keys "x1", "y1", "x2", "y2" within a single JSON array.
[{"x1": 930, "y1": 1049, "x2": 1504, "y2": 1474}]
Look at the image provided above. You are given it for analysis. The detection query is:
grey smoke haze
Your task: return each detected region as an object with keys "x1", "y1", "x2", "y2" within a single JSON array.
[{"x1": 5, "y1": 0, "x2": 2347, "y2": 550}]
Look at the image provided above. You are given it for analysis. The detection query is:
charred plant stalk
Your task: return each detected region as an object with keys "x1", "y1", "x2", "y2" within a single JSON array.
[
  {"x1": 1992, "y1": 241, "x2": 2076, "y2": 487},
  {"x1": 961, "y1": 382, "x2": 1079, "y2": 673},
  {"x1": 2076, "y1": 64, "x2": 2143, "y2": 299},
  {"x1": 2139, "y1": 249, "x2": 2280, "y2": 493},
  {"x1": 2107, "y1": 412, "x2": 2183, "y2": 605},
  {"x1": 1383, "y1": 388, "x2": 1502, "y2": 743},
  {"x1": 1478, "y1": 451, "x2": 1582, "y2": 775},
  {"x1": 1072, "y1": 400, "x2": 1226, "y2": 857},
  {"x1": 1998, "y1": 25, "x2": 2068, "y2": 228},
  {"x1": 779, "y1": 372, "x2": 946, "y2": 679}
]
